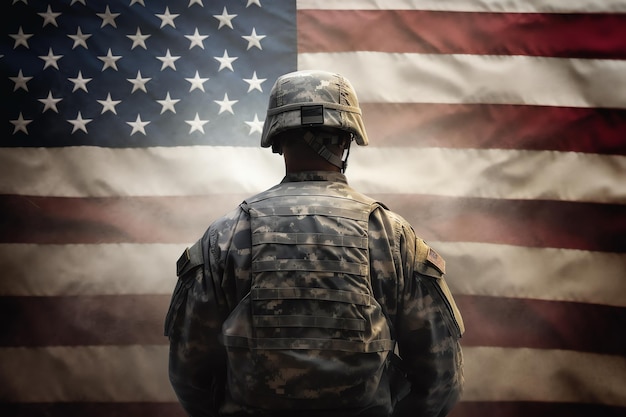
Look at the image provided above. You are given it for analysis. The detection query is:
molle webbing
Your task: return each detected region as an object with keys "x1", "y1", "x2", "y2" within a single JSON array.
[{"x1": 239, "y1": 182, "x2": 393, "y2": 352}]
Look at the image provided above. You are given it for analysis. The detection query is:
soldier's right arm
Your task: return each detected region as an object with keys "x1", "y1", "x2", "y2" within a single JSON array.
[{"x1": 165, "y1": 208, "x2": 248, "y2": 417}]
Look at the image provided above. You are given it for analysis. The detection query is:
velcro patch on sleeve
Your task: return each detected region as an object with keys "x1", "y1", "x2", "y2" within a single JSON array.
[{"x1": 426, "y1": 247, "x2": 446, "y2": 275}]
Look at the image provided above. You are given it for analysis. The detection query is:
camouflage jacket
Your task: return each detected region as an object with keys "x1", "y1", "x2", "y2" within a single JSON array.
[{"x1": 166, "y1": 171, "x2": 464, "y2": 417}]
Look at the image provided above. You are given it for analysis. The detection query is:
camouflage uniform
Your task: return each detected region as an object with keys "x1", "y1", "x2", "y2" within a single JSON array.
[
  {"x1": 167, "y1": 69, "x2": 463, "y2": 416},
  {"x1": 166, "y1": 171, "x2": 464, "y2": 417}
]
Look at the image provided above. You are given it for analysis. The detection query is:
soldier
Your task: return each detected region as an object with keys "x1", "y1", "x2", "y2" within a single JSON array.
[{"x1": 165, "y1": 70, "x2": 464, "y2": 417}]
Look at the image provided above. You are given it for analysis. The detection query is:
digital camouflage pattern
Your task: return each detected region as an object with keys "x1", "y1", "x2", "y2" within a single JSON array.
[
  {"x1": 261, "y1": 70, "x2": 369, "y2": 148},
  {"x1": 221, "y1": 180, "x2": 393, "y2": 410},
  {"x1": 166, "y1": 171, "x2": 464, "y2": 417}
]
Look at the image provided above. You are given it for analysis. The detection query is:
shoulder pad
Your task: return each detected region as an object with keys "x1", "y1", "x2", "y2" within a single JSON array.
[
  {"x1": 415, "y1": 239, "x2": 446, "y2": 276},
  {"x1": 176, "y1": 240, "x2": 203, "y2": 277}
]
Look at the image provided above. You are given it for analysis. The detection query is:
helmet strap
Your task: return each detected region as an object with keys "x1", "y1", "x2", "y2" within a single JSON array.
[{"x1": 303, "y1": 130, "x2": 350, "y2": 172}]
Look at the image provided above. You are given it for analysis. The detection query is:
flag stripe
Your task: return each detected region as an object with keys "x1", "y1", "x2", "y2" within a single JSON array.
[
  {"x1": 0, "y1": 345, "x2": 176, "y2": 402},
  {"x1": 361, "y1": 103, "x2": 626, "y2": 156},
  {"x1": 462, "y1": 347, "x2": 626, "y2": 405},
  {"x1": 2, "y1": 346, "x2": 625, "y2": 405},
  {"x1": 0, "y1": 404, "x2": 185, "y2": 417},
  {"x1": 3, "y1": 243, "x2": 624, "y2": 308},
  {"x1": 296, "y1": 0, "x2": 626, "y2": 13},
  {"x1": 298, "y1": 52, "x2": 626, "y2": 109},
  {"x1": 450, "y1": 402, "x2": 626, "y2": 417},
  {"x1": 2, "y1": 194, "x2": 624, "y2": 252},
  {"x1": 2, "y1": 147, "x2": 624, "y2": 204},
  {"x1": 2, "y1": 294, "x2": 624, "y2": 355},
  {"x1": 2, "y1": 402, "x2": 626, "y2": 417},
  {"x1": 298, "y1": 9, "x2": 626, "y2": 59},
  {"x1": 0, "y1": 295, "x2": 170, "y2": 347},
  {"x1": 458, "y1": 295, "x2": 626, "y2": 355},
  {"x1": 440, "y1": 242, "x2": 626, "y2": 308}
]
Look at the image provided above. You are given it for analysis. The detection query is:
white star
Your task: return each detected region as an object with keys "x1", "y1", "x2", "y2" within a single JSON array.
[
  {"x1": 242, "y1": 28, "x2": 266, "y2": 50},
  {"x1": 70, "y1": 0, "x2": 87, "y2": 4},
  {"x1": 38, "y1": 5, "x2": 61, "y2": 27},
  {"x1": 97, "y1": 5, "x2": 120, "y2": 28},
  {"x1": 127, "y1": 70, "x2": 151, "y2": 93},
  {"x1": 213, "y1": 7, "x2": 236, "y2": 29},
  {"x1": 68, "y1": 27, "x2": 91, "y2": 49},
  {"x1": 10, "y1": 112, "x2": 32, "y2": 134},
  {"x1": 98, "y1": 48, "x2": 122, "y2": 71},
  {"x1": 127, "y1": 114, "x2": 150, "y2": 135},
  {"x1": 185, "y1": 113, "x2": 209, "y2": 134},
  {"x1": 188, "y1": 0, "x2": 203, "y2": 6},
  {"x1": 245, "y1": 114, "x2": 264, "y2": 135},
  {"x1": 127, "y1": 28, "x2": 151, "y2": 49},
  {"x1": 243, "y1": 71, "x2": 266, "y2": 93},
  {"x1": 157, "y1": 49, "x2": 180, "y2": 71},
  {"x1": 156, "y1": 7, "x2": 179, "y2": 28},
  {"x1": 214, "y1": 93, "x2": 238, "y2": 115},
  {"x1": 10, "y1": 69, "x2": 33, "y2": 92},
  {"x1": 185, "y1": 70, "x2": 209, "y2": 92},
  {"x1": 10, "y1": 27, "x2": 33, "y2": 49},
  {"x1": 68, "y1": 111, "x2": 92, "y2": 133},
  {"x1": 130, "y1": 0, "x2": 145, "y2": 5},
  {"x1": 246, "y1": 0, "x2": 262, "y2": 6},
  {"x1": 97, "y1": 93, "x2": 121, "y2": 114},
  {"x1": 185, "y1": 28, "x2": 208, "y2": 49},
  {"x1": 156, "y1": 92, "x2": 180, "y2": 114},
  {"x1": 69, "y1": 71, "x2": 92, "y2": 92},
  {"x1": 39, "y1": 48, "x2": 63, "y2": 70},
  {"x1": 214, "y1": 50, "x2": 238, "y2": 72},
  {"x1": 38, "y1": 91, "x2": 63, "y2": 113}
]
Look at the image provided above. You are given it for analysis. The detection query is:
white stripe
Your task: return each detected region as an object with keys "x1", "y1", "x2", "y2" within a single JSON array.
[
  {"x1": 1, "y1": 147, "x2": 624, "y2": 204},
  {"x1": 351, "y1": 147, "x2": 626, "y2": 204},
  {"x1": 297, "y1": 0, "x2": 626, "y2": 13},
  {"x1": 1, "y1": 345, "x2": 625, "y2": 405},
  {"x1": 433, "y1": 242, "x2": 626, "y2": 308},
  {"x1": 298, "y1": 52, "x2": 626, "y2": 109},
  {"x1": 0, "y1": 146, "x2": 283, "y2": 198},
  {"x1": 0, "y1": 243, "x2": 184, "y2": 297},
  {"x1": 0, "y1": 345, "x2": 176, "y2": 402},
  {"x1": 2, "y1": 243, "x2": 625, "y2": 308},
  {"x1": 463, "y1": 347, "x2": 626, "y2": 405}
]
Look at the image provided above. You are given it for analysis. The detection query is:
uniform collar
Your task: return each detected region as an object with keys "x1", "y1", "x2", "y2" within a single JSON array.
[{"x1": 281, "y1": 171, "x2": 348, "y2": 184}]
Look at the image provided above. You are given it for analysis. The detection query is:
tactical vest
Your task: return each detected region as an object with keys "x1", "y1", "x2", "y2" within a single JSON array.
[{"x1": 221, "y1": 181, "x2": 394, "y2": 410}]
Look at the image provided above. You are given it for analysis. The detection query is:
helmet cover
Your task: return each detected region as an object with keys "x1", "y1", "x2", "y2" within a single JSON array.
[{"x1": 260, "y1": 70, "x2": 368, "y2": 148}]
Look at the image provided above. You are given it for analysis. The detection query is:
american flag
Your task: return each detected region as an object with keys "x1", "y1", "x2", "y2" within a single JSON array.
[{"x1": 1, "y1": 0, "x2": 625, "y2": 416}]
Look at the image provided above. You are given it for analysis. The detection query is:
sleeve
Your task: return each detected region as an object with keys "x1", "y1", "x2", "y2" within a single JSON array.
[
  {"x1": 164, "y1": 211, "x2": 242, "y2": 417},
  {"x1": 392, "y1": 235, "x2": 465, "y2": 417}
]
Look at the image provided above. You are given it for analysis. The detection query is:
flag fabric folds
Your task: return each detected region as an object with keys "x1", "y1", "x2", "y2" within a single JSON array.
[{"x1": 1, "y1": 1, "x2": 625, "y2": 416}]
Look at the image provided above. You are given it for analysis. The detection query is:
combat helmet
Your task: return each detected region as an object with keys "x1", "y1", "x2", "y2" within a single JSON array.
[{"x1": 260, "y1": 70, "x2": 368, "y2": 171}]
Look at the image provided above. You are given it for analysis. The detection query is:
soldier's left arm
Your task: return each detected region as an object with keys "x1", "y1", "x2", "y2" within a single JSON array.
[{"x1": 393, "y1": 236, "x2": 465, "y2": 417}]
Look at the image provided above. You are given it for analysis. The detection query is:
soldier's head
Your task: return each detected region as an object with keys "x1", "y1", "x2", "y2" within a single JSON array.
[{"x1": 260, "y1": 70, "x2": 368, "y2": 173}]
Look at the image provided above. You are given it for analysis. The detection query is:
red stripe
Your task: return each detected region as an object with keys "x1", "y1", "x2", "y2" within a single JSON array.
[
  {"x1": 0, "y1": 403, "x2": 185, "y2": 417},
  {"x1": 457, "y1": 295, "x2": 626, "y2": 355},
  {"x1": 2, "y1": 402, "x2": 625, "y2": 417},
  {"x1": 0, "y1": 295, "x2": 170, "y2": 347},
  {"x1": 450, "y1": 402, "x2": 626, "y2": 417},
  {"x1": 1, "y1": 195, "x2": 625, "y2": 252},
  {"x1": 298, "y1": 9, "x2": 626, "y2": 59},
  {"x1": 362, "y1": 103, "x2": 626, "y2": 155},
  {"x1": 2, "y1": 294, "x2": 625, "y2": 355},
  {"x1": 391, "y1": 195, "x2": 626, "y2": 252}
]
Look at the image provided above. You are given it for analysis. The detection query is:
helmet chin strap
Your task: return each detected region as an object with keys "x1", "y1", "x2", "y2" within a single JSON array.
[{"x1": 303, "y1": 130, "x2": 351, "y2": 173}]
